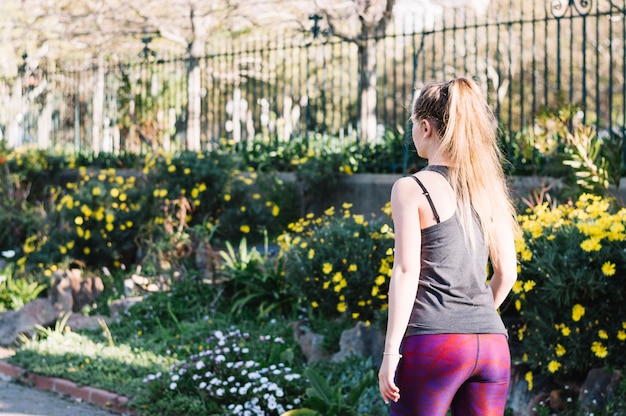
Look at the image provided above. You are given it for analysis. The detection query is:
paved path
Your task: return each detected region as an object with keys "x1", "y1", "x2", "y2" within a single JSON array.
[{"x1": 0, "y1": 374, "x2": 118, "y2": 416}]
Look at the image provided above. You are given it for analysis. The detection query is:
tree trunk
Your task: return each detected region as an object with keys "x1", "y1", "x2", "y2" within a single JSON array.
[
  {"x1": 91, "y1": 53, "x2": 105, "y2": 154},
  {"x1": 186, "y1": 41, "x2": 202, "y2": 151},
  {"x1": 358, "y1": 38, "x2": 378, "y2": 143}
]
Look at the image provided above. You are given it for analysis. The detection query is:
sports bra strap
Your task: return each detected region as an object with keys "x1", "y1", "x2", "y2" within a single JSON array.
[{"x1": 411, "y1": 176, "x2": 441, "y2": 223}]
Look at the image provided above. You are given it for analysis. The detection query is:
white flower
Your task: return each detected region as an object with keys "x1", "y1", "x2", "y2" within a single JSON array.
[
  {"x1": 216, "y1": 388, "x2": 225, "y2": 396},
  {"x1": 215, "y1": 354, "x2": 226, "y2": 362},
  {"x1": 199, "y1": 381, "x2": 207, "y2": 389},
  {"x1": 171, "y1": 375, "x2": 180, "y2": 381},
  {"x1": 169, "y1": 382, "x2": 177, "y2": 390},
  {"x1": 195, "y1": 361, "x2": 205, "y2": 370},
  {"x1": 1, "y1": 250, "x2": 15, "y2": 258}
]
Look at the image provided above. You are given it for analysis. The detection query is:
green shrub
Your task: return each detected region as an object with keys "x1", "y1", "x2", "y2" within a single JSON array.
[
  {"x1": 214, "y1": 169, "x2": 300, "y2": 245},
  {"x1": 218, "y1": 237, "x2": 296, "y2": 318},
  {"x1": 512, "y1": 193, "x2": 626, "y2": 376},
  {"x1": 280, "y1": 203, "x2": 394, "y2": 322},
  {"x1": 21, "y1": 167, "x2": 150, "y2": 269}
]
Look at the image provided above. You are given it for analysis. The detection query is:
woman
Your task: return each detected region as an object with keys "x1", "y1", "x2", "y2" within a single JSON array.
[{"x1": 378, "y1": 78, "x2": 520, "y2": 415}]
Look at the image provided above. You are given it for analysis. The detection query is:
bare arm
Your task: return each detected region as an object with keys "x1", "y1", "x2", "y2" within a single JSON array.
[
  {"x1": 489, "y1": 216, "x2": 518, "y2": 309},
  {"x1": 378, "y1": 177, "x2": 422, "y2": 404}
]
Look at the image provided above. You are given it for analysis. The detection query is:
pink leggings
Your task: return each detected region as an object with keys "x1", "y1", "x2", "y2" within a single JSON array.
[{"x1": 390, "y1": 333, "x2": 510, "y2": 416}]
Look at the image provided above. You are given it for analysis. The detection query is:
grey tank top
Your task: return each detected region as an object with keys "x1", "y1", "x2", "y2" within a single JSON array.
[{"x1": 404, "y1": 165, "x2": 507, "y2": 337}]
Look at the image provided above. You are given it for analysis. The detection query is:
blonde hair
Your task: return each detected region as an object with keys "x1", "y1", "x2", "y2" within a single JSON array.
[{"x1": 413, "y1": 77, "x2": 519, "y2": 262}]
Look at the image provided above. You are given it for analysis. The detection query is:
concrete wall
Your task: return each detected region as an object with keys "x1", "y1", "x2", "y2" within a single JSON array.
[{"x1": 300, "y1": 174, "x2": 626, "y2": 218}]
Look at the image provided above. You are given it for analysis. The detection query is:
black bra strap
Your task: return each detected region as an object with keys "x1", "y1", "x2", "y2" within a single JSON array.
[{"x1": 411, "y1": 176, "x2": 441, "y2": 223}]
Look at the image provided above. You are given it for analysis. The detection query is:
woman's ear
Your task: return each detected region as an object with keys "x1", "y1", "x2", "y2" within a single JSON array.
[{"x1": 422, "y1": 119, "x2": 432, "y2": 137}]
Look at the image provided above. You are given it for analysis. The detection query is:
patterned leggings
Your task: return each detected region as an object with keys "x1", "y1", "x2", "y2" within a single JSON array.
[{"x1": 389, "y1": 333, "x2": 510, "y2": 416}]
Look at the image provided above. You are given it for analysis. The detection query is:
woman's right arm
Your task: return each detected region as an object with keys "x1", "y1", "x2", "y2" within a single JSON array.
[
  {"x1": 378, "y1": 177, "x2": 422, "y2": 404},
  {"x1": 489, "y1": 216, "x2": 518, "y2": 309}
]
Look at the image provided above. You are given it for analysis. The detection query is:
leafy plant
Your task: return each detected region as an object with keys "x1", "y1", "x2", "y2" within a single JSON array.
[
  {"x1": 0, "y1": 263, "x2": 47, "y2": 311},
  {"x1": 219, "y1": 236, "x2": 296, "y2": 318}
]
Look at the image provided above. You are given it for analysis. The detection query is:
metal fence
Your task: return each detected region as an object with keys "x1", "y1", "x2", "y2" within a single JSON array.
[{"x1": 1, "y1": 0, "x2": 625, "y2": 160}]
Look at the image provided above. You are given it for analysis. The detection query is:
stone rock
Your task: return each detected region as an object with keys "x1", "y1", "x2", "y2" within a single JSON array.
[
  {"x1": 49, "y1": 269, "x2": 104, "y2": 312},
  {"x1": 331, "y1": 321, "x2": 384, "y2": 366},
  {"x1": 65, "y1": 314, "x2": 109, "y2": 332},
  {"x1": 507, "y1": 363, "x2": 557, "y2": 416},
  {"x1": 579, "y1": 368, "x2": 622, "y2": 412},
  {"x1": 109, "y1": 296, "x2": 144, "y2": 320},
  {"x1": 0, "y1": 298, "x2": 57, "y2": 346},
  {"x1": 290, "y1": 321, "x2": 328, "y2": 364}
]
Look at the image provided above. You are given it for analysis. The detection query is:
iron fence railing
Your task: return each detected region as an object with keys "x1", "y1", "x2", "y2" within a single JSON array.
[{"x1": 0, "y1": 0, "x2": 624, "y2": 171}]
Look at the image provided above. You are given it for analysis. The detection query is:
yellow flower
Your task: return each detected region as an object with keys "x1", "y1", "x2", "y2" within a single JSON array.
[
  {"x1": 110, "y1": 188, "x2": 120, "y2": 198},
  {"x1": 83, "y1": 247, "x2": 91, "y2": 255},
  {"x1": 547, "y1": 361, "x2": 561, "y2": 373},
  {"x1": 324, "y1": 206, "x2": 335, "y2": 216},
  {"x1": 561, "y1": 326, "x2": 571, "y2": 336},
  {"x1": 617, "y1": 330, "x2": 626, "y2": 341},
  {"x1": 272, "y1": 204, "x2": 280, "y2": 217},
  {"x1": 353, "y1": 214, "x2": 364, "y2": 225},
  {"x1": 240, "y1": 225, "x2": 250, "y2": 233},
  {"x1": 580, "y1": 238, "x2": 602, "y2": 252},
  {"x1": 555, "y1": 344, "x2": 566, "y2": 357},
  {"x1": 92, "y1": 187, "x2": 101, "y2": 196},
  {"x1": 331, "y1": 272, "x2": 343, "y2": 283},
  {"x1": 311, "y1": 301, "x2": 319, "y2": 308},
  {"x1": 591, "y1": 341, "x2": 608, "y2": 358},
  {"x1": 601, "y1": 261, "x2": 616, "y2": 277},
  {"x1": 184, "y1": 168, "x2": 191, "y2": 175},
  {"x1": 322, "y1": 263, "x2": 333, "y2": 274},
  {"x1": 337, "y1": 302, "x2": 347, "y2": 313},
  {"x1": 348, "y1": 264, "x2": 357, "y2": 272},
  {"x1": 523, "y1": 280, "x2": 536, "y2": 292},
  {"x1": 74, "y1": 216, "x2": 84, "y2": 226},
  {"x1": 168, "y1": 165, "x2": 176, "y2": 172},
  {"x1": 308, "y1": 249, "x2": 315, "y2": 260},
  {"x1": 512, "y1": 281, "x2": 523, "y2": 294},
  {"x1": 525, "y1": 371, "x2": 533, "y2": 391},
  {"x1": 342, "y1": 202, "x2": 353, "y2": 209},
  {"x1": 252, "y1": 193, "x2": 261, "y2": 200},
  {"x1": 572, "y1": 304, "x2": 585, "y2": 322},
  {"x1": 374, "y1": 275, "x2": 385, "y2": 286},
  {"x1": 598, "y1": 330, "x2": 608, "y2": 339},
  {"x1": 224, "y1": 194, "x2": 231, "y2": 201}
]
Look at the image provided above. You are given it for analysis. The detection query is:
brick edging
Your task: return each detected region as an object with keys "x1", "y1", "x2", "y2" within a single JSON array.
[{"x1": 0, "y1": 360, "x2": 135, "y2": 415}]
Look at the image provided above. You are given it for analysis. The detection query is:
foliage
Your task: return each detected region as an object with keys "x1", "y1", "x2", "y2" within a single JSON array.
[
  {"x1": 21, "y1": 166, "x2": 150, "y2": 269},
  {"x1": 0, "y1": 262, "x2": 47, "y2": 311},
  {"x1": 512, "y1": 194, "x2": 626, "y2": 376},
  {"x1": 218, "y1": 237, "x2": 296, "y2": 318},
  {"x1": 145, "y1": 150, "x2": 238, "y2": 230},
  {"x1": 285, "y1": 356, "x2": 386, "y2": 416},
  {"x1": 214, "y1": 169, "x2": 301, "y2": 245},
  {"x1": 280, "y1": 203, "x2": 394, "y2": 322},
  {"x1": 563, "y1": 124, "x2": 625, "y2": 206}
]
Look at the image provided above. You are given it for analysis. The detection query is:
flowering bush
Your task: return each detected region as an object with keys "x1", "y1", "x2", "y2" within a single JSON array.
[
  {"x1": 279, "y1": 203, "x2": 394, "y2": 322},
  {"x1": 140, "y1": 327, "x2": 305, "y2": 415},
  {"x1": 20, "y1": 167, "x2": 149, "y2": 270},
  {"x1": 215, "y1": 169, "x2": 300, "y2": 245},
  {"x1": 513, "y1": 194, "x2": 626, "y2": 376}
]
